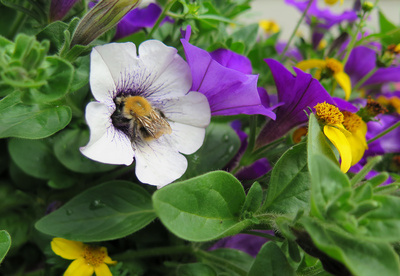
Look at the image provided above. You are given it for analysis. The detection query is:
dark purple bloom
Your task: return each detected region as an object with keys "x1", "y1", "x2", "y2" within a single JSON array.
[
  {"x1": 225, "y1": 121, "x2": 272, "y2": 180},
  {"x1": 285, "y1": 0, "x2": 358, "y2": 47},
  {"x1": 334, "y1": 97, "x2": 359, "y2": 113},
  {"x1": 114, "y1": 3, "x2": 162, "y2": 40},
  {"x1": 255, "y1": 59, "x2": 335, "y2": 148},
  {"x1": 235, "y1": 158, "x2": 271, "y2": 181},
  {"x1": 181, "y1": 39, "x2": 277, "y2": 118},
  {"x1": 275, "y1": 42, "x2": 303, "y2": 62},
  {"x1": 210, "y1": 49, "x2": 253, "y2": 75},
  {"x1": 365, "y1": 114, "x2": 400, "y2": 157},
  {"x1": 50, "y1": 0, "x2": 80, "y2": 22},
  {"x1": 345, "y1": 46, "x2": 400, "y2": 88},
  {"x1": 208, "y1": 230, "x2": 273, "y2": 257}
]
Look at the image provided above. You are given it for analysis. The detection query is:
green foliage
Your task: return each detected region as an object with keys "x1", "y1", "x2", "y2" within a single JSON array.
[
  {"x1": 262, "y1": 143, "x2": 310, "y2": 215},
  {"x1": 0, "y1": 231, "x2": 11, "y2": 264},
  {"x1": 248, "y1": 242, "x2": 296, "y2": 276},
  {"x1": 379, "y1": 11, "x2": 400, "y2": 45},
  {"x1": 153, "y1": 171, "x2": 252, "y2": 241},
  {"x1": 176, "y1": 263, "x2": 217, "y2": 276},
  {"x1": 35, "y1": 181, "x2": 156, "y2": 242}
]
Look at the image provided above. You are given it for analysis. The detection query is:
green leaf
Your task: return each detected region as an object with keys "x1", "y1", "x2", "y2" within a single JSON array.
[
  {"x1": 176, "y1": 263, "x2": 216, "y2": 276},
  {"x1": 231, "y1": 23, "x2": 259, "y2": 55},
  {"x1": 308, "y1": 154, "x2": 351, "y2": 220},
  {"x1": 379, "y1": 10, "x2": 400, "y2": 45},
  {"x1": 53, "y1": 128, "x2": 117, "y2": 173},
  {"x1": 8, "y1": 138, "x2": 69, "y2": 180},
  {"x1": 197, "y1": 248, "x2": 254, "y2": 276},
  {"x1": 35, "y1": 181, "x2": 156, "y2": 242},
  {"x1": 262, "y1": 143, "x2": 310, "y2": 215},
  {"x1": 248, "y1": 242, "x2": 296, "y2": 276},
  {"x1": 36, "y1": 20, "x2": 69, "y2": 53},
  {"x1": 70, "y1": 55, "x2": 90, "y2": 92},
  {"x1": 361, "y1": 195, "x2": 400, "y2": 242},
  {"x1": 182, "y1": 122, "x2": 240, "y2": 179},
  {"x1": 0, "y1": 211, "x2": 32, "y2": 252},
  {"x1": 307, "y1": 113, "x2": 337, "y2": 166},
  {"x1": 241, "y1": 182, "x2": 263, "y2": 216},
  {"x1": 0, "y1": 91, "x2": 71, "y2": 139},
  {"x1": 153, "y1": 171, "x2": 252, "y2": 242},
  {"x1": 0, "y1": 230, "x2": 11, "y2": 263},
  {"x1": 301, "y1": 217, "x2": 400, "y2": 276}
]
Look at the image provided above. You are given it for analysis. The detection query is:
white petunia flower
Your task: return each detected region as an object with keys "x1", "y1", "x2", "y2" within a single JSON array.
[{"x1": 80, "y1": 40, "x2": 211, "y2": 187}]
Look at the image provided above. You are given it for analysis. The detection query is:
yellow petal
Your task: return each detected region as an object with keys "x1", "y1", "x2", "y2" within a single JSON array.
[
  {"x1": 94, "y1": 263, "x2": 113, "y2": 276},
  {"x1": 323, "y1": 125, "x2": 352, "y2": 173},
  {"x1": 100, "y1": 247, "x2": 117, "y2": 265},
  {"x1": 296, "y1": 59, "x2": 326, "y2": 71},
  {"x1": 334, "y1": 71, "x2": 352, "y2": 100},
  {"x1": 51, "y1": 238, "x2": 84, "y2": 260},
  {"x1": 348, "y1": 122, "x2": 368, "y2": 165},
  {"x1": 64, "y1": 258, "x2": 94, "y2": 276}
]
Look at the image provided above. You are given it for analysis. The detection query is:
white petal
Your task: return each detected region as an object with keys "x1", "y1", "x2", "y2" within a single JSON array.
[
  {"x1": 138, "y1": 40, "x2": 192, "y2": 100},
  {"x1": 134, "y1": 137, "x2": 187, "y2": 186},
  {"x1": 168, "y1": 122, "x2": 206, "y2": 155},
  {"x1": 90, "y1": 42, "x2": 138, "y2": 102},
  {"x1": 80, "y1": 102, "x2": 134, "y2": 165},
  {"x1": 156, "y1": 92, "x2": 211, "y2": 128}
]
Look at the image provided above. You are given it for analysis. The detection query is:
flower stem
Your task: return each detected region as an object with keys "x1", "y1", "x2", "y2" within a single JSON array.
[
  {"x1": 367, "y1": 120, "x2": 400, "y2": 144},
  {"x1": 148, "y1": 0, "x2": 178, "y2": 38},
  {"x1": 247, "y1": 116, "x2": 258, "y2": 152},
  {"x1": 241, "y1": 230, "x2": 283, "y2": 242},
  {"x1": 353, "y1": 67, "x2": 377, "y2": 91},
  {"x1": 350, "y1": 155, "x2": 382, "y2": 186},
  {"x1": 279, "y1": 0, "x2": 314, "y2": 59}
]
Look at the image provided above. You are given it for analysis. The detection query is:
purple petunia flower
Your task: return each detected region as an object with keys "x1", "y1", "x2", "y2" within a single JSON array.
[
  {"x1": 50, "y1": 0, "x2": 80, "y2": 22},
  {"x1": 225, "y1": 121, "x2": 272, "y2": 181},
  {"x1": 345, "y1": 46, "x2": 400, "y2": 88},
  {"x1": 181, "y1": 36, "x2": 277, "y2": 118},
  {"x1": 285, "y1": 0, "x2": 358, "y2": 48},
  {"x1": 208, "y1": 230, "x2": 273, "y2": 257},
  {"x1": 275, "y1": 42, "x2": 303, "y2": 62},
  {"x1": 255, "y1": 59, "x2": 335, "y2": 148},
  {"x1": 365, "y1": 113, "x2": 400, "y2": 157}
]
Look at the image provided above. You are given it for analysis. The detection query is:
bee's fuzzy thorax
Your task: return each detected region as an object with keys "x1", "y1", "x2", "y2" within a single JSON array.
[{"x1": 123, "y1": 96, "x2": 153, "y2": 117}]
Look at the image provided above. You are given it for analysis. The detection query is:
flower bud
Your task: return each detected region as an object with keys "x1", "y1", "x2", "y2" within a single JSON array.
[
  {"x1": 70, "y1": 0, "x2": 141, "y2": 47},
  {"x1": 362, "y1": 1, "x2": 374, "y2": 12}
]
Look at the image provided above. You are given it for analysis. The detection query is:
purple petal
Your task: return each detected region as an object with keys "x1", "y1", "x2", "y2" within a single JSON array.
[
  {"x1": 235, "y1": 158, "x2": 271, "y2": 181},
  {"x1": 225, "y1": 120, "x2": 248, "y2": 172},
  {"x1": 180, "y1": 25, "x2": 192, "y2": 41},
  {"x1": 208, "y1": 230, "x2": 274, "y2": 257},
  {"x1": 275, "y1": 42, "x2": 303, "y2": 62},
  {"x1": 210, "y1": 49, "x2": 253, "y2": 75},
  {"x1": 334, "y1": 97, "x2": 359, "y2": 112},
  {"x1": 114, "y1": 3, "x2": 162, "y2": 40},
  {"x1": 345, "y1": 46, "x2": 400, "y2": 87},
  {"x1": 366, "y1": 114, "x2": 400, "y2": 156},
  {"x1": 256, "y1": 59, "x2": 335, "y2": 147},
  {"x1": 50, "y1": 0, "x2": 80, "y2": 21},
  {"x1": 181, "y1": 39, "x2": 276, "y2": 118}
]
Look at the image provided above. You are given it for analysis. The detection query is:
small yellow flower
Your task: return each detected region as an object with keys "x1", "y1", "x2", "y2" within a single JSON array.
[
  {"x1": 318, "y1": 39, "x2": 327, "y2": 51},
  {"x1": 259, "y1": 20, "x2": 280, "y2": 34},
  {"x1": 51, "y1": 238, "x2": 117, "y2": 276},
  {"x1": 297, "y1": 58, "x2": 352, "y2": 100},
  {"x1": 314, "y1": 102, "x2": 367, "y2": 173},
  {"x1": 324, "y1": 0, "x2": 343, "y2": 5}
]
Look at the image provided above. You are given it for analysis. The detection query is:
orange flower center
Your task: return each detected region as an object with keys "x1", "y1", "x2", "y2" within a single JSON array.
[
  {"x1": 325, "y1": 58, "x2": 343, "y2": 74},
  {"x1": 342, "y1": 111, "x2": 362, "y2": 133},
  {"x1": 83, "y1": 246, "x2": 106, "y2": 267},
  {"x1": 314, "y1": 102, "x2": 344, "y2": 125},
  {"x1": 293, "y1": 126, "x2": 308, "y2": 143}
]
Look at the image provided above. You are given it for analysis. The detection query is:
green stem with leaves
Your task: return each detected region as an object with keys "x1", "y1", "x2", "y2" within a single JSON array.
[
  {"x1": 353, "y1": 67, "x2": 377, "y2": 91},
  {"x1": 148, "y1": 0, "x2": 178, "y2": 38}
]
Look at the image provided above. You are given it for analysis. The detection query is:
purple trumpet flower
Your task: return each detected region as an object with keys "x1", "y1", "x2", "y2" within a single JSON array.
[
  {"x1": 50, "y1": 0, "x2": 80, "y2": 22},
  {"x1": 181, "y1": 33, "x2": 277, "y2": 118},
  {"x1": 285, "y1": 0, "x2": 358, "y2": 48},
  {"x1": 255, "y1": 59, "x2": 335, "y2": 148},
  {"x1": 345, "y1": 46, "x2": 400, "y2": 88}
]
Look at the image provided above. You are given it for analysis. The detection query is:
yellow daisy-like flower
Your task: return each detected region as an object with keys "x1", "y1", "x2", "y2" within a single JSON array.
[
  {"x1": 259, "y1": 20, "x2": 280, "y2": 34},
  {"x1": 51, "y1": 238, "x2": 117, "y2": 276},
  {"x1": 324, "y1": 0, "x2": 343, "y2": 5},
  {"x1": 297, "y1": 58, "x2": 352, "y2": 100},
  {"x1": 314, "y1": 102, "x2": 367, "y2": 173}
]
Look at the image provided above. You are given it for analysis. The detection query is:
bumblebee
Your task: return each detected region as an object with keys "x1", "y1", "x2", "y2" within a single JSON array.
[{"x1": 111, "y1": 95, "x2": 172, "y2": 141}]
